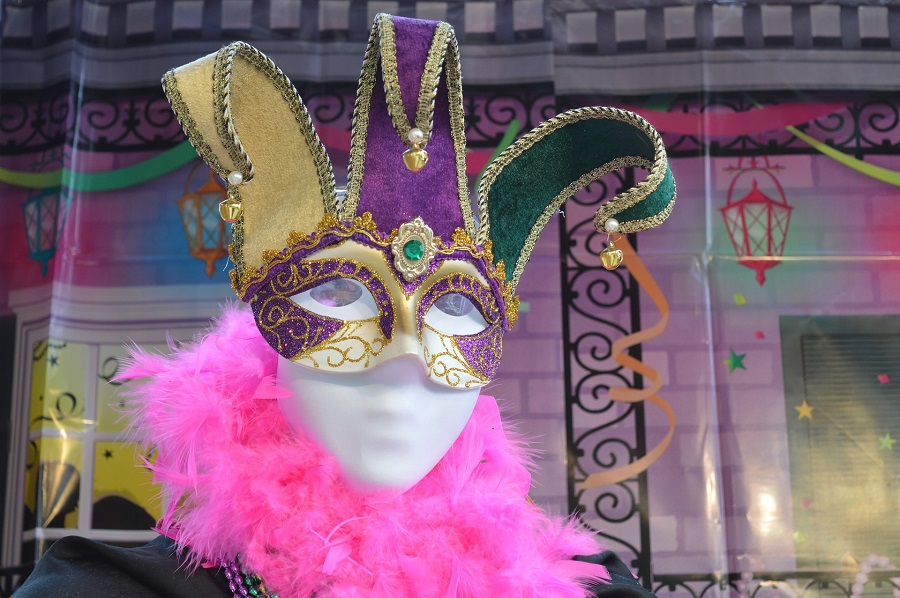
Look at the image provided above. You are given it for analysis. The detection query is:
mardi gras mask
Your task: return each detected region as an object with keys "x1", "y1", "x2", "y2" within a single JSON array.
[{"x1": 163, "y1": 14, "x2": 675, "y2": 490}]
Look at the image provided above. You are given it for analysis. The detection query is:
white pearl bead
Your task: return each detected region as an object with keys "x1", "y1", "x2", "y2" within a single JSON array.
[
  {"x1": 407, "y1": 128, "x2": 425, "y2": 143},
  {"x1": 604, "y1": 218, "x2": 620, "y2": 233},
  {"x1": 227, "y1": 171, "x2": 244, "y2": 186}
]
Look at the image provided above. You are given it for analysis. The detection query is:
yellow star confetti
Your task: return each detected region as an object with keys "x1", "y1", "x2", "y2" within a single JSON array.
[
  {"x1": 733, "y1": 293, "x2": 746, "y2": 306},
  {"x1": 880, "y1": 433, "x2": 896, "y2": 451},
  {"x1": 793, "y1": 531, "x2": 806, "y2": 545},
  {"x1": 795, "y1": 400, "x2": 815, "y2": 420}
]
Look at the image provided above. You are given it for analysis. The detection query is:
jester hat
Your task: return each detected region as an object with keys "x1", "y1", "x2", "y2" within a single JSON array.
[{"x1": 162, "y1": 14, "x2": 675, "y2": 387}]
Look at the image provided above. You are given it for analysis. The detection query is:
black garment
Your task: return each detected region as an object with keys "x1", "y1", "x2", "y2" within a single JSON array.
[
  {"x1": 576, "y1": 552, "x2": 658, "y2": 598},
  {"x1": 14, "y1": 535, "x2": 657, "y2": 598},
  {"x1": 12, "y1": 536, "x2": 228, "y2": 597}
]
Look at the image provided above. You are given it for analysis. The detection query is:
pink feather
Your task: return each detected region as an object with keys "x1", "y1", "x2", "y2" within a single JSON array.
[
  {"x1": 556, "y1": 559, "x2": 612, "y2": 585},
  {"x1": 124, "y1": 306, "x2": 605, "y2": 597},
  {"x1": 253, "y1": 374, "x2": 293, "y2": 399},
  {"x1": 322, "y1": 539, "x2": 352, "y2": 575}
]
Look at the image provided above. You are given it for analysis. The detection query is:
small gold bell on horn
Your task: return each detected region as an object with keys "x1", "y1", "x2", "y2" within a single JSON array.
[
  {"x1": 402, "y1": 127, "x2": 428, "y2": 172},
  {"x1": 599, "y1": 241, "x2": 624, "y2": 270},
  {"x1": 219, "y1": 194, "x2": 243, "y2": 223},
  {"x1": 599, "y1": 217, "x2": 623, "y2": 270},
  {"x1": 403, "y1": 146, "x2": 428, "y2": 172}
]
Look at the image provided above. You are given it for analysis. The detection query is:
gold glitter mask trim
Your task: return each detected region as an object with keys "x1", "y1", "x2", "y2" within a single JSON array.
[{"x1": 253, "y1": 233, "x2": 503, "y2": 387}]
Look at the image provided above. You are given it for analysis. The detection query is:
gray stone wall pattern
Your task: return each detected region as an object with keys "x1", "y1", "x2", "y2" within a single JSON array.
[{"x1": 3, "y1": 0, "x2": 900, "y2": 90}]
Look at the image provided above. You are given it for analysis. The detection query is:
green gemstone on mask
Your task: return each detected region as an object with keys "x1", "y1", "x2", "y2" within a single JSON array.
[{"x1": 403, "y1": 239, "x2": 425, "y2": 261}]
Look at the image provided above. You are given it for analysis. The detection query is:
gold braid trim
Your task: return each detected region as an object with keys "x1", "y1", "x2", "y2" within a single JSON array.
[
  {"x1": 343, "y1": 25, "x2": 380, "y2": 218},
  {"x1": 210, "y1": 42, "x2": 338, "y2": 288},
  {"x1": 416, "y1": 23, "x2": 452, "y2": 145},
  {"x1": 343, "y1": 16, "x2": 472, "y2": 235},
  {"x1": 228, "y1": 220, "x2": 247, "y2": 291},
  {"x1": 237, "y1": 214, "x2": 518, "y2": 328},
  {"x1": 507, "y1": 155, "x2": 650, "y2": 293},
  {"x1": 161, "y1": 71, "x2": 229, "y2": 178},
  {"x1": 214, "y1": 44, "x2": 254, "y2": 182},
  {"x1": 476, "y1": 106, "x2": 670, "y2": 247},
  {"x1": 215, "y1": 42, "x2": 337, "y2": 215},
  {"x1": 444, "y1": 28, "x2": 475, "y2": 238},
  {"x1": 228, "y1": 189, "x2": 246, "y2": 285},
  {"x1": 617, "y1": 195, "x2": 677, "y2": 234},
  {"x1": 378, "y1": 16, "x2": 448, "y2": 147}
]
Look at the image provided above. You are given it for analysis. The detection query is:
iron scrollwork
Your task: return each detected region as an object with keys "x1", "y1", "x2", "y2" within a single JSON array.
[
  {"x1": 655, "y1": 570, "x2": 900, "y2": 598},
  {"x1": 609, "y1": 91, "x2": 900, "y2": 159},
  {"x1": 1, "y1": 86, "x2": 185, "y2": 156},
  {"x1": 464, "y1": 85, "x2": 555, "y2": 146},
  {"x1": 559, "y1": 168, "x2": 652, "y2": 583},
  {"x1": 557, "y1": 89, "x2": 900, "y2": 591}
]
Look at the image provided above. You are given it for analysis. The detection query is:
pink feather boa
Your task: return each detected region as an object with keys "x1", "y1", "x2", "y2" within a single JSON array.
[{"x1": 122, "y1": 306, "x2": 606, "y2": 597}]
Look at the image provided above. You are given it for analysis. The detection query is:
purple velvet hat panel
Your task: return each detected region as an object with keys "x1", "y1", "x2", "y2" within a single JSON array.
[{"x1": 356, "y1": 17, "x2": 465, "y2": 239}]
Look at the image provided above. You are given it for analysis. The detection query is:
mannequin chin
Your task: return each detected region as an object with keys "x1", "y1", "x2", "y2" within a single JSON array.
[{"x1": 276, "y1": 354, "x2": 479, "y2": 494}]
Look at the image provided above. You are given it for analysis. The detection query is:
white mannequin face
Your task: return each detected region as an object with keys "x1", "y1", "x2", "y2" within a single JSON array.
[
  {"x1": 271, "y1": 240, "x2": 495, "y2": 493},
  {"x1": 276, "y1": 355, "x2": 478, "y2": 493}
]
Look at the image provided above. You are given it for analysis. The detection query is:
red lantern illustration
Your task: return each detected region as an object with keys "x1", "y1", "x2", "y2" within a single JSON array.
[{"x1": 720, "y1": 157, "x2": 793, "y2": 286}]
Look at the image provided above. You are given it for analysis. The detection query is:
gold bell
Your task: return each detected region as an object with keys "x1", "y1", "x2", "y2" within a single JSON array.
[
  {"x1": 402, "y1": 146, "x2": 429, "y2": 172},
  {"x1": 600, "y1": 241, "x2": 624, "y2": 270},
  {"x1": 219, "y1": 195, "x2": 243, "y2": 223}
]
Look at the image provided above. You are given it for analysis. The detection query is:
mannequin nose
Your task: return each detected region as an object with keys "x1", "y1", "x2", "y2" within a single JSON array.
[{"x1": 391, "y1": 304, "x2": 422, "y2": 358}]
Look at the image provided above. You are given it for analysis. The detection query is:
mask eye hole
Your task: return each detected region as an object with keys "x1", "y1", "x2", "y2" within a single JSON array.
[
  {"x1": 291, "y1": 278, "x2": 378, "y2": 320},
  {"x1": 425, "y1": 293, "x2": 489, "y2": 335},
  {"x1": 310, "y1": 278, "x2": 362, "y2": 307},
  {"x1": 434, "y1": 293, "x2": 475, "y2": 317}
]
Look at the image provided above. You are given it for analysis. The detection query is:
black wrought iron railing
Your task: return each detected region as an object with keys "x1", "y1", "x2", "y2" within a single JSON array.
[{"x1": 654, "y1": 570, "x2": 900, "y2": 598}]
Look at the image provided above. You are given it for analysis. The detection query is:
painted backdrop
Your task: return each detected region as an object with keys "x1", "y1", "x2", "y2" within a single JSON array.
[{"x1": 2, "y1": 1, "x2": 900, "y2": 596}]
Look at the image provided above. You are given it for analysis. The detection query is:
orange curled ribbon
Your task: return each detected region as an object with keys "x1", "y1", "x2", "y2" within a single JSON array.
[{"x1": 580, "y1": 237, "x2": 675, "y2": 490}]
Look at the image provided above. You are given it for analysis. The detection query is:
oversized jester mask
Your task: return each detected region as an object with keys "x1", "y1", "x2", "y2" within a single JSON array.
[{"x1": 163, "y1": 14, "x2": 675, "y2": 390}]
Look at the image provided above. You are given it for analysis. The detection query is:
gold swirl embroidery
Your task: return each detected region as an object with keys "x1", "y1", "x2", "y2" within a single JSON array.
[
  {"x1": 416, "y1": 273, "x2": 500, "y2": 344},
  {"x1": 240, "y1": 215, "x2": 517, "y2": 328},
  {"x1": 294, "y1": 319, "x2": 388, "y2": 369},
  {"x1": 253, "y1": 294, "x2": 341, "y2": 358},
  {"x1": 279, "y1": 259, "x2": 394, "y2": 333},
  {"x1": 251, "y1": 255, "x2": 395, "y2": 361},
  {"x1": 421, "y1": 324, "x2": 490, "y2": 388}
]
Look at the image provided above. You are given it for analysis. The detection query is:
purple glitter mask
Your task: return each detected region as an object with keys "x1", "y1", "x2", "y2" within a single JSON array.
[
  {"x1": 244, "y1": 218, "x2": 507, "y2": 387},
  {"x1": 164, "y1": 14, "x2": 676, "y2": 380}
]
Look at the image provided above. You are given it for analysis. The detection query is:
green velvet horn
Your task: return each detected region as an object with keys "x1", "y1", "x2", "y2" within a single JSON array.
[{"x1": 476, "y1": 107, "x2": 675, "y2": 294}]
